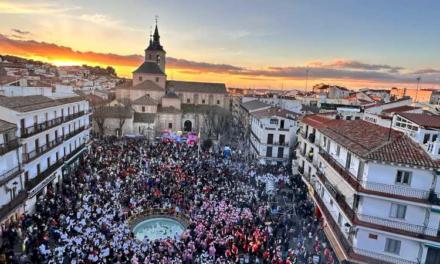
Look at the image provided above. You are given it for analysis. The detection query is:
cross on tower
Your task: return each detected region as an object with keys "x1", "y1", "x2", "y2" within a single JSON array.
[{"x1": 155, "y1": 15, "x2": 159, "y2": 25}]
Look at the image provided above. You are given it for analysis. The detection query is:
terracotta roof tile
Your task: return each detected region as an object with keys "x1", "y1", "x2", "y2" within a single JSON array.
[
  {"x1": 397, "y1": 113, "x2": 440, "y2": 128},
  {"x1": 316, "y1": 119, "x2": 439, "y2": 168}
]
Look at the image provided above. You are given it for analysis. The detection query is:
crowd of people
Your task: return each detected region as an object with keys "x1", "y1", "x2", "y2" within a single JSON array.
[{"x1": 1, "y1": 137, "x2": 336, "y2": 263}]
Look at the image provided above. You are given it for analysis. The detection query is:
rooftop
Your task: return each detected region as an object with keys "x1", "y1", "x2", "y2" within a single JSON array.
[
  {"x1": 240, "y1": 100, "x2": 270, "y2": 112},
  {"x1": 397, "y1": 113, "x2": 440, "y2": 129},
  {"x1": 305, "y1": 116, "x2": 439, "y2": 168},
  {"x1": 0, "y1": 95, "x2": 61, "y2": 112},
  {"x1": 167, "y1": 80, "x2": 227, "y2": 94},
  {"x1": 133, "y1": 61, "x2": 164, "y2": 75},
  {"x1": 251, "y1": 107, "x2": 300, "y2": 120},
  {"x1": 382, "y1": 105, "x2": 420, "y2": 114},
  {"x1": 132, "y1": 95, "x2": 158, "y2": 105}
]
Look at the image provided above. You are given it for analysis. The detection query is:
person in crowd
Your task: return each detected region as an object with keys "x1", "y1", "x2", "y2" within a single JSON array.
[{"x1": 0, "y1": 136, "x2": 336, "y2": 264}]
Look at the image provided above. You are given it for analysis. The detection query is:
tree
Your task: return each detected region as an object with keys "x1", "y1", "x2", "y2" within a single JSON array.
[{"x1": 201, "y1": 107, "x2": 233, "y2": 144}]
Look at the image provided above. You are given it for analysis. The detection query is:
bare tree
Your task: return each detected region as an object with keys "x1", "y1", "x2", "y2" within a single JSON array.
[{"x1": 202, "y1": 107, "x2": 233, "y2": 143}]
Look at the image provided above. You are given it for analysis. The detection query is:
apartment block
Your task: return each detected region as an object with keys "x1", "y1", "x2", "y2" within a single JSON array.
[
  {"x1": 0, "y1": 95, "x2": 92, "y2": 222},
  {"x1": 296, "y1": 115, "x2": 440, "y2": 264},
  {"x1": 249, "y1": 107, "x2": 299, "y2": 165}
]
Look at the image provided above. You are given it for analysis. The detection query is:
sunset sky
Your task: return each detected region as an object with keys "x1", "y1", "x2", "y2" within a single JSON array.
[{"x1": 0, "y1": 0, "x2": 440, "y2": 90}]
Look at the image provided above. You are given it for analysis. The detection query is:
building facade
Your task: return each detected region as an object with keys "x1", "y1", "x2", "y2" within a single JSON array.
[
  {"x1": 249, "y1": 107, "x2": 299, "y2": 165},
  {"x1": 99, "y1": 22, "x2": 229, "y2": 138},
  {"x1": 296, "y1": 115, "x2": 440, "y2": 264},
  {"x1": 0, "y1": 94, "x2": 91, "y2": 222}
]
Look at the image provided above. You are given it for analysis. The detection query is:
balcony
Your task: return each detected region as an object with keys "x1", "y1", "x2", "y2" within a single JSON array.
[
  {"x1": 315, "y1": 170, "x2": 440, "y2": 242},
  {"x1": 357, "y1": 214, "x2": 439, "y2": 238},
  {"x1": 26, "y1": 159, "x2": 63, "y2": 191},
  {"x1": 0, "y1": 166, "x2": 22, "y2": 185},
  {"x1": 0, "y1": 138, "x2": 20, "y2": 155},
  {"x1": 63, "y1": 125, "x2": 89, "y2": 141},
  {"x1": 63, "y1": 110, "x2": 85, "y2": 122},
  {"x1": 20, "y1": 111, "x2": 88, "y2": 138},
  {"x1": 319, "y1": 148, "x2": 437, "y2": 204},
  {"x1": 22, "y1": 137, "x2": 64, "y2": 163},
  {"x1": 63, "y1": 142, "x2": 87, "y2": 162},
  {"x1": 312, "y1": 185, "x2": 395, "y2": 264},
  {"x1": 21, "y1": 117, "x2": 63, "y2": 138},
  {"x1": 0, "y1": 191, "x2": 27, "y2": 221}
]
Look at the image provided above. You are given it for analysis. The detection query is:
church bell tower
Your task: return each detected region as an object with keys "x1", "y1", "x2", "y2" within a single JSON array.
[{"x1": 145, "y1": 18, "x2": 166, "y2": 73}]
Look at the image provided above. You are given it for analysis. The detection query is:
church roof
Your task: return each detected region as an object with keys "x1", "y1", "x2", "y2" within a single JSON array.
[
  {"x1": 166, "y1": 80, "x2": 227, "y2": 94},
  {"x1": 131, "y1": 80, "x2": 164, "y2": 92},
  {"x1": 132, "y1": 95, "x2": 158, "y2": 105},
  {"x1": 133, "y1": 61, "x2": 164, "y2": 75},
  {"x1": 133, "y1": 112, "x2": 156, "y2": 123}
]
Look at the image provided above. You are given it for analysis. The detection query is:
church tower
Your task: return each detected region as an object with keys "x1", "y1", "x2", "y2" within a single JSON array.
[{"x1": 145, "y1": 20, "x2": 166, "y2": 73}]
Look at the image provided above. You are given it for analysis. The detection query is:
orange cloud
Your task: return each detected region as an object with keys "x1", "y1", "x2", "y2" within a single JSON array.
[{"x1": 1, "y1": 34, "x2": 439, "y2": 89}]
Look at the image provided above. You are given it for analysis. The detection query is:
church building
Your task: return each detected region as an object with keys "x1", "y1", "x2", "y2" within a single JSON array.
[{"x1": 97, "y1": 22, "x2": 229, "y2": 138}]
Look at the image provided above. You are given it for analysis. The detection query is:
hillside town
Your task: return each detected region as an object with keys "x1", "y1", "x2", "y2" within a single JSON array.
[{"x1": 1, "y1": 21, "x2": 440, "y2": 264}]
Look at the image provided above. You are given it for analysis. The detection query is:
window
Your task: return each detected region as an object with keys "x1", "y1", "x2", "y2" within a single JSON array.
[
  {"x1": 277, "y1": 147, "x2": 284, "y2": 158},
  {"x1": 337, "y1": 213, "x2": 343, "y2": 226},
  {"x1": 187, "y1": 98, "x2": 191, "y2": 103},
  {"x1": 384, "y1": 238, "x2": 401, "y2": 255},
  {"x1": 323, "y1": 137, "x2": 327, "y2": 147},
  {"x1": 168, "y1": 123, "x2": 173, "y2": 129},
  {"x1": 424, "y1": 134, "x2": 430, "y2": 144},
  {"x1": 142, "y1": 106, "x2": 145, "y2": 112},
  {"x1": 138, "y1": 76, "x2": 142, "y2": 82},
  {"x1": 336, "y1": 145, "x2": 341, "y2": 156},
  {"x1": 202, "y1": 99, "x2": 206, "y2": 104},
  {"x1": 280, "y1": 120, "x2": 285, "y2": 129},
  {"x1": 330, "y1": 199, "x2": 334, "y2": 206},
  {"x1": 155, "y1": 77, "x2": 159, "y2": 82},
  {"x1": 433, "y1": 134, "x2": 438, "y2": 142},
  {"x1": 279, "y1": 134, "x2": 285, "y2": 145},
  {"x1": 217, "y1": 100, "x2": 220, "y2": 105},
  {"x1": 396, "y1": 170, "x2": 411, "y2": 185},
  {"x1": 267, "y1": 134, "x2": 273, "y2": 144},
  {"x1": 390, "y1": 203, "x2": 406, "y2": 219},
  {"x1": 369, "y1": 234, "x2": 378, "y2": 240},
  {"x1": 270, "y1": 118, "x2": 279, "y2": 125},
  {"x1": 266, "y1": 147, "x2": 273, "y2": 157}
]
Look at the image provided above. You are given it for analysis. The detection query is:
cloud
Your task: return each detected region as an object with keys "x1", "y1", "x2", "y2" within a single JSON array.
[
  {"x1": 308, "y1": 59, "x2": 404, "y2": 73},
  {"x1": 0, "y1": 34, "x2": 439, "y2": 86},
  {"x1": 11, "y1": 29, "x2": 31, "y2": 35},
  {"x1": 411, "y1": 68, "x2": 440, "y2": 75},
  {"x1": 167, "y1": 58, "x2": 244, "y2": 73}
]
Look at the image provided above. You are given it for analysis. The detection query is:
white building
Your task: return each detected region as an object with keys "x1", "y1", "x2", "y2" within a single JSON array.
[
  {"x1": 392, "y1": 113, "x2": 440, "y2": 160},
  {"x1": 0, "y1": 95, "x2": 92, "y2": 214},
  {"x1": 249, "y1": 107, "x2": 299, "y2": 165},
  {"x1": 0, "y1": 120, "x2": 25, "y2": 226},
  {"x1": 296, "y1": 115, "x2": 440, "y2": 264}
]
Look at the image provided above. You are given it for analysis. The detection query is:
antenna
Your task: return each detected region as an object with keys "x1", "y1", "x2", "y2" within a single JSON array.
[
  {"x1": 305, "y1": 66, "x2": 309, "y2": 93},
  {"x1": 415, "y1": 77, "x2": 421, "y2": 103}
]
